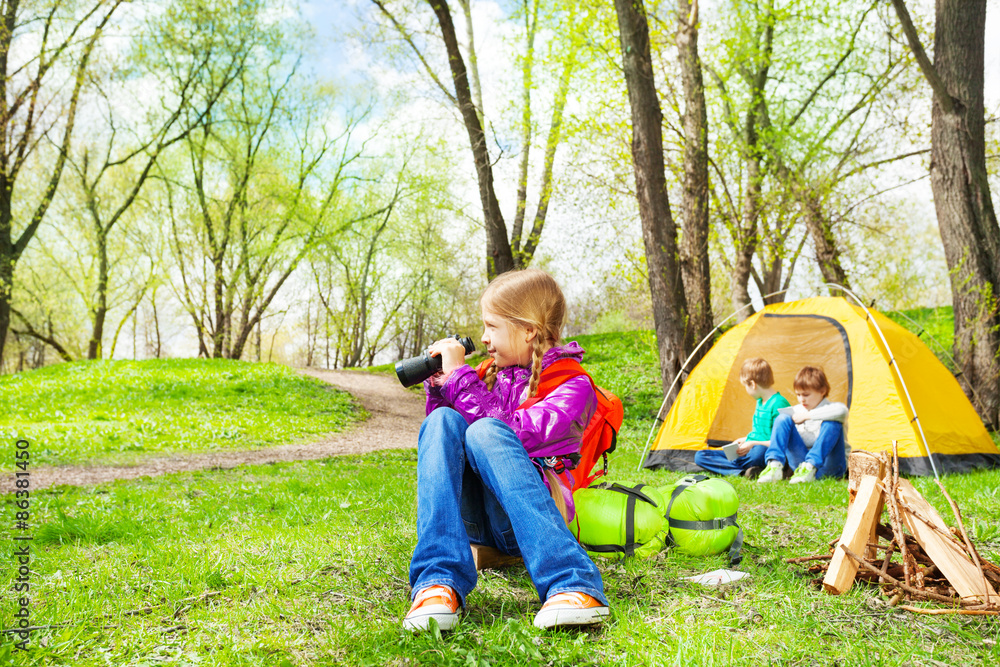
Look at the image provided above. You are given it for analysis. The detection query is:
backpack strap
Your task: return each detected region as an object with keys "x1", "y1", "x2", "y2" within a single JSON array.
[
  {"x1": 475, "y1": 357, "x2": 593, "y2": 408},
  {"x1": 578, "y1": 483, "x2": 655, "y2": 558},
  {"x1": 475, "y1": 358, "x2": 494, "y2": 379},
  {"x1": 664, "y1": 475, "x2": 744, "y2": 568},
  {"x1": 480, "y1": 356, "x2": 595, "y2": 477},
  {"x1": 517, "y1": 359, "x2": 591, "y2": 410}
]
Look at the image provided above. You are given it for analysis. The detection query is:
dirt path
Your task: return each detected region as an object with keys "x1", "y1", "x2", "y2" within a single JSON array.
[{"x1": 0, "y1": 369, "x2": 424, "y2": 493}]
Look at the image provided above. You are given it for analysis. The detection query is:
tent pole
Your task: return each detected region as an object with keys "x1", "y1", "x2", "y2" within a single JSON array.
[
  {"x1": 824, "y1": 283, "x2": 941, "y2": 481},
  {"x1": 637, "y1": 288, "x2": 790, "y2": 472}
]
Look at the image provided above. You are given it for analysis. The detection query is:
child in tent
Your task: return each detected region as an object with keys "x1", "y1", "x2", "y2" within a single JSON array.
[
  {"x1": 403, "y1": 268, "x2": 609, "y2": 632},
  {"x1": 757, "y1": 366, "x2": 848, "y2": 484},
  {"x1": 694, "y1": 358, "x2": 790, "y2": 478}
]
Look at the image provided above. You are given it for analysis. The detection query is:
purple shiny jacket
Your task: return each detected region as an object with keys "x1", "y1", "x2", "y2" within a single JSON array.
[{"x1": 424, "y1": 342, "x2": 597, "y2": 516}]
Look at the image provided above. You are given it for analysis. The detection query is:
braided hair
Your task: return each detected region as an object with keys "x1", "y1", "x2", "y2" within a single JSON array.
[
  {"x1": 480, "y1": 268, "x2": 566, "y2": 399},
  {"x1": 483, "y1": 359, "x2": 500, "y2": 391}
]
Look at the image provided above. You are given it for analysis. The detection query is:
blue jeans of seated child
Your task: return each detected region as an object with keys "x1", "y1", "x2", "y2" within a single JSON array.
[
  {"x1": 694, "y1": 444, "x2": 767, "y2": 476},
  {"x1": 409, "y1": 407, "x2": 607, "y2": 607},
  {"x1": 764, "y1": 414, "x2": 847, "y2": 479}
]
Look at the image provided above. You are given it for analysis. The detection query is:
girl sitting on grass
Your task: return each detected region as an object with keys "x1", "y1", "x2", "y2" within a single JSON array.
[{"x1": 403, "y1": 268, "x2": 609, "y2": 632}]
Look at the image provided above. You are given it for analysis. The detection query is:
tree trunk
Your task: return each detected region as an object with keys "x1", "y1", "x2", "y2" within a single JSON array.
[
  {"x1": 511, "y1": 0, "x2": 538, "y2": 265},
  {"x1": 212, "y1": 256, "x2": 225, "y2": 358},
  {"x1": 730, "y1": 235, "x2": 756, "y2": 318},
  {"x1": 891, "y1": 0, "x2": 1000, "y2": 427},
  {"x1": 732, "y1": 150, "x2": 761, "y2": 319},
  {"x1": 152, "y1": 291, "x2": 162, "y2": 358},
  {"x1": 427, "y1": 0, "x2": 514, "y2": 279},
  {"x1": 614, "y1": 0, "x2": 690, "y2": 393},
  {"x1": 0, "y1": 256, "x2": 10, "y2": 367},
  {"x1": 801, "y1": 188, "x2": 850, "y2": 289},
  {"x1": 88, "y1": 228, "x2": 109, "y2": 359},
  {"x1": 675, "y1": 0, "x2": 712, "y2": 348}
]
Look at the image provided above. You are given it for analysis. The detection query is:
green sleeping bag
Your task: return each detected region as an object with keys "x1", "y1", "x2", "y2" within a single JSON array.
[
  {"x1": 570, "y1": 476, "x2": 744, "y2": 565},
  {"x1": 663, "y1": 474, "x2": 743, "y2": 565},
  {"x1": 569, "y1": 483, "x2": 668, "y2": 560}
]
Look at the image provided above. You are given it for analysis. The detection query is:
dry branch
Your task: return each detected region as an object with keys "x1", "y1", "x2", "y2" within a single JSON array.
[
  {"x1": 785, "y1": 554, "x2": 833, "y2": 563},
  {"x1": 839, "y1": 544, "x2": 968, "y2": 606},
  {"x1": 898, "y1": 605, "x2": 1000, "y2": 616},
  {"x1": 936, "y1": 479, "x2": 994, "y2": 605}
]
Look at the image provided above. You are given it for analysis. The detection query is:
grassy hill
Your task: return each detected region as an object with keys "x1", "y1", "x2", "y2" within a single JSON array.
[{"x1": 0, "y1": 359, "x2": 362, "y2": 469}]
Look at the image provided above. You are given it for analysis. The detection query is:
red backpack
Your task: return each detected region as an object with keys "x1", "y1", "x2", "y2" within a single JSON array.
[{"x1": 475, "y1": 358, "x2": 624, "y2": 491}]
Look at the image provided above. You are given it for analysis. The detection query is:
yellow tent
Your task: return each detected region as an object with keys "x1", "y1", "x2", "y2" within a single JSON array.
[{"x1": 641, "y1": 297, "x2": 1000, "y2": 476}]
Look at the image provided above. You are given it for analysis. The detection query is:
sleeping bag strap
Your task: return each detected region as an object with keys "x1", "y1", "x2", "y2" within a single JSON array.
[
  {"x1": 664, "y1": 475, "x2": 744, "y2": 567},
  {"x1": 579, "y1": 483, "x2": 655, "y2": 557}
]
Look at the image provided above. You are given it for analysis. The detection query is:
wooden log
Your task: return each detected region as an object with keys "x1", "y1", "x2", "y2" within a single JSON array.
[
  {"x1": 848, "y1": 451, "x2": 887, "y2": 506},
  {"x1": 867, "y1": 494, "x2": 886, "y2": 560},
  {"x1": 470, "y1": 544, "x2": 522, "y2": 570},
  {"x1": 823, "y1": 475, "x2": 884, "y2": 595},
  {"x1": 895, "y1": 480, "x2": 997, "y2": 603}
]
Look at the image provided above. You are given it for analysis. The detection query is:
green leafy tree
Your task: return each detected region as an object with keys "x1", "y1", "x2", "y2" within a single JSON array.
[
  {"x1": 165, "y1": 40, "x2": 369, "y2": 360},
  {"x1": 368, "y1": 0, "x2": 593, "y2": 279},
  {"x1": 69, "y1": 0, "x2": 256, "y2": 359},
  {"x1": 0, "y1": 0, "x2": 125, "y2": 369},
  {"x1": 703, "y1": 0, "x2": 917, "y2": 316}
]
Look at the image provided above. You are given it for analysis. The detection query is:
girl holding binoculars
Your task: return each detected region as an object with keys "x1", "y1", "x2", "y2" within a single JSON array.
[{"x1": 403, "y1": 268, "x2": 609, "y2": 632}]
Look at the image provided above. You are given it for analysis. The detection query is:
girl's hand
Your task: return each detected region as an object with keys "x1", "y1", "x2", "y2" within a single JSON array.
[
  {"x1": 427, "y1": 338, "x2": 468, "y2": 377},
  {"x1": 736, "y1": 442, "x2": 752, "y2": 457}
]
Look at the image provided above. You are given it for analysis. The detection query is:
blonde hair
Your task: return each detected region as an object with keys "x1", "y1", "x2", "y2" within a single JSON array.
[
  {"x1": 740, "y1": 357, "x2": 775, "y2": 387},
  {"x1": 480, "y1": 268, "x2": 566, "y2": 399},
  {"x1": 794, "y1": 366, "x2": 830, "y2": 396}
]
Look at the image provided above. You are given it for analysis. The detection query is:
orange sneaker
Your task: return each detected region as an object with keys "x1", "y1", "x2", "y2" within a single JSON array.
[
  {"x1": 402, "y1": 585, "x2": 461, "y2": 632},
  {"x1": 533, "y1": 592, "x2": 609, "y2": 629}
]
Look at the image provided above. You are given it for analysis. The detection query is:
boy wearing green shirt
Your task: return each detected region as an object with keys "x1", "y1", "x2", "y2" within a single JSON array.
[{"x1": 694, "y1": 358, "x2": 790, "y2": 478}]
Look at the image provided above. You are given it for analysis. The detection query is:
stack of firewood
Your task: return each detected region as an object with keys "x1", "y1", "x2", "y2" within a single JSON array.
[{"x1": 789, "y1": 446, "x2": 1000, "y2": 615}]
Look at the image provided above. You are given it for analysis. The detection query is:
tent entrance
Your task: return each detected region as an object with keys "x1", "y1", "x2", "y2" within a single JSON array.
[{"x1": 705, "y1": 314, "x2": 853, "y2": 445}]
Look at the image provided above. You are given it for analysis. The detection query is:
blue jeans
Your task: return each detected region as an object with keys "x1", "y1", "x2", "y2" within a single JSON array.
[
  {"x1": 409, "y1": 408, "x2": 607, "y2": 607},
  {"x1": 694, "y1": 444, "x2": 767, "y2": 476},
  {"x1": 764, "y1": 414, "x2": 847, "y2": 479}
]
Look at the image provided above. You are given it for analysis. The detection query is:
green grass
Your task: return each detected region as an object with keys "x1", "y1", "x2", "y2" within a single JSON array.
[
  {"x1": 3, "y1": 451, "x2": 998, "y2": 665},
  {"x1": 2, "y1": 323, "x2": 999, "y2": 664},
  {"x1": 0, "y1": 359, "x2": 363, "y2": 469}
]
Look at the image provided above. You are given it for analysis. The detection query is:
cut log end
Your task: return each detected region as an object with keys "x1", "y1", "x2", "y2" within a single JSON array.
[{"x1": 471, "y1": 544, "x2": 522, "y2": 570}]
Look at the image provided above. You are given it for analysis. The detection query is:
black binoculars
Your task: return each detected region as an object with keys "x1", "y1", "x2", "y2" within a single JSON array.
[{"x1": 395, "y1": 336, "x2": 476, "y2": 387}]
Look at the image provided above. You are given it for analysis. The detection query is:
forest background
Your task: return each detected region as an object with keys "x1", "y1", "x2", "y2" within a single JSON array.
[{"x1": 2, "y1": 0, "x2": 998, "y2": 416}]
